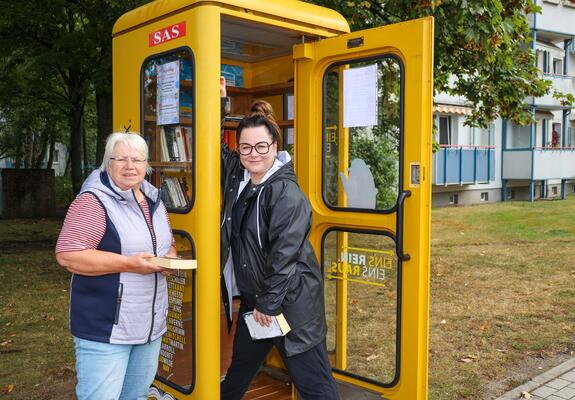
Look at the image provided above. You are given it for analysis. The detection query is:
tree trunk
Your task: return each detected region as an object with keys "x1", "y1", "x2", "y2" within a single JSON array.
[
  {"x1": 45, "y1": 131, "x2": 56, "y2": 170},
  {"x1": 68, "y1": 66, "x2": 87, "y2": 195},
  {"x1": 70, "y1": 107, "x2": 84, "y2": 194},
  {"x1": 33, "y1": 131, "x2": 49, "y2": 169},
  {"x1": 95, "y1": 86, "x2": 113, "y2": 166},
  {"x1": 82, "y1": 119, "x2": 88, "y2": 177}
]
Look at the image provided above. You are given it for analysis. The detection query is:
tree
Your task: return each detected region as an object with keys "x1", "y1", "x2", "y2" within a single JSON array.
[
  {"x1": 306, "y1": 0, "x2": 573, "y2": 128},
  {"x1": 0, "y1": 0, "x2": 150, "y2": 193}
]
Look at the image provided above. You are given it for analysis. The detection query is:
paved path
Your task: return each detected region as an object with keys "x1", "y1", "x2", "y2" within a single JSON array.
[{"x1": 496, "y1": 358, "x2": 575, "y2": 400}]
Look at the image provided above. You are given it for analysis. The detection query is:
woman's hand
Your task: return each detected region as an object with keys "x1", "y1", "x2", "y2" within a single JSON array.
[
  {"x1": 220, "y1": 76, "x2": 227, "y2": 97},
  {"x1": 253, "y1": 309, "x2": 273, "y2": 327},
  {"x1": 125, "y1": 252, "x2": 164, "y2": 274},
  {"x1": 159, "y1": 246, "x2": 178, "y2": 277}
]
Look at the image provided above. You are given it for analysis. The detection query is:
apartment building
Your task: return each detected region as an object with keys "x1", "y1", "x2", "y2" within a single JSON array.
[{"x1": 432, "y1": 0, "x2": 575, "y2": 206}]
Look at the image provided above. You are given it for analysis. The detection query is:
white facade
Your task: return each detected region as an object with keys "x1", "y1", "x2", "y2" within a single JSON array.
[
  {"x1": 433, "y1": 0, "x2": 575, "y2": 206},
  {"x1": 0, "y1": 142, "x2": 68, "y2": 176}
]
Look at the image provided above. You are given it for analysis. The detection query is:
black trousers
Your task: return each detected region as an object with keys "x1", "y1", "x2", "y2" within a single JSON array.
[{"x1": 220, "y1": 305, "x2": 339, "y2": 400}]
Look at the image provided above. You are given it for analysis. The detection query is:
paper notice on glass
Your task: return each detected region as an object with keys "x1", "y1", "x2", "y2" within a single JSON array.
[
  {"x1": 243, "y1": 312, "x2": 291, "y2": 340},
  {"x1": 156, "y1": 61, "x2": 180, "y2": 125},
  {"x1": 343, "y1": 65, "x2": 378, "y2": 128},
  {"x1": 286, "y1": 128, "x2": 294, "y2": 145},
  {"x1": 286, "y1": 94, "x2": 294, "y2": 120}
]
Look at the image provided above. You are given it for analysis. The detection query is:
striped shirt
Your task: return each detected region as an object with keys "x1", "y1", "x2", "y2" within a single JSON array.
[{"x1": 56, "y1": 192, "x2": 174, "y2": 253}]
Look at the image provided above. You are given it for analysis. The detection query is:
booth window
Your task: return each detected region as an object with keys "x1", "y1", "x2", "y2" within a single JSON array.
[
  {"x1": 155, "y1": 230, "x2": 196, "y2": 393},
  {"x1": 322, "y1": 56, "x2": 403, "y2": 212},
  {"x1": 142, "y1": 48, "x2": 195, "y2": 213},
  {"x1": 323, "y1": 229, "x2": 400, "y2": 386}
]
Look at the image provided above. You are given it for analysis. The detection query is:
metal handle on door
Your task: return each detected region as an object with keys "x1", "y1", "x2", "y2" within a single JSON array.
[{"x1": 396, "y1": 190, "x2": 411, "y2": 261}]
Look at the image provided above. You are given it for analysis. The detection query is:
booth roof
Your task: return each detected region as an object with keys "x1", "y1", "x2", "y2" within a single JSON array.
[{"x1": 112, "y1": 0, "x2": 350, "y2": 37}]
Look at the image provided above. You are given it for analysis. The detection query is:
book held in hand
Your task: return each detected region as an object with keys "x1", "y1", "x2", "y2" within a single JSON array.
[
  {"x1": 243, "y1": 311, "x2": 291, "y2": 340},
  {"x1": 149, "y1": 257, "x2": 197, "y2": 270}
]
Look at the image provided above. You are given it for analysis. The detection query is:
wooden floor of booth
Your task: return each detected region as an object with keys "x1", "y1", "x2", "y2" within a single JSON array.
[{"x1": 244, "y1": 372, "x2": 292, "y2": 399}]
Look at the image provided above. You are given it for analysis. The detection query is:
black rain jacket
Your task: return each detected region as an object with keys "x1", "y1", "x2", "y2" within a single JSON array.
[{"x1": 220, "y1": 127, "x2": 327, "y2": 357}]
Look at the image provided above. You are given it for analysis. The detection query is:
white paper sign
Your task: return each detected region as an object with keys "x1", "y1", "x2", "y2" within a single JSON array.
[
  {"x1": 343, "y1": 65, "x2": 378, "y2": 128},
  {"x1": 157, "y1": 61, "x2": 180, "y2": 125},
  {"x1": 286, "y1": 94, "x2": 294, "y2": 120}
]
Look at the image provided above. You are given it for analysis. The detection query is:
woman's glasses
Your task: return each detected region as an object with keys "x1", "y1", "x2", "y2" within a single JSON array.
[
  {"x1": 110, "y1": 157, "x2": 147, "y2": 166},
  {"x1": 237, "y1": 141, "x2": 273, "y2": 156}
]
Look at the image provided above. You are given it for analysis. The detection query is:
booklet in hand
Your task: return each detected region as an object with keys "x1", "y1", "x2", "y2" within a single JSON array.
[
  {"x1": 149, "y1": 257, "x2": 197, "y2": 270},
  {"x1": 243, "y1": 311, "x2": 291, "y2": 340}
]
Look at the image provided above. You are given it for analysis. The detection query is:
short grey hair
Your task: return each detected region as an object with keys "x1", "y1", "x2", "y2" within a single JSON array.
[{"x1": 100, "y1": 132, "x2": 152, "y2": 174}]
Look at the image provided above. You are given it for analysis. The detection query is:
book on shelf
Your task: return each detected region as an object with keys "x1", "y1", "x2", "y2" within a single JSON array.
[
  {"x1": 181, "y1": 126, "x2": 193, "y2": 162},
  {"x1": 149, "y1": 256, "x2": 197, "y2": 270},
  {"x1": 167, "y1": 177, "x2": 184, "y2": 207},
  {"x1": 160, "y1": 127, "x2": 170, "y2": 162},
  {"x1": 175, "y1": 128, "x2": 187, "y2": 162},
  {"x1": 161, "y1": 175, "x2": 190, "y2": 208},
  {"x1": 225, "y1": 114, "x2": 244, "y2": 122},
  {"x1": 160, "y1": 126, "x2": 191, "y2": 162},
  {"x1": 160, "y1": 126, "x2": 177, "y2": 161},
  {"x1": 180, "y1": 92, "x2": 193, "y2": 119},
  {"x1": 243, "y1": 312, "x2": 291, "y2": 340}
]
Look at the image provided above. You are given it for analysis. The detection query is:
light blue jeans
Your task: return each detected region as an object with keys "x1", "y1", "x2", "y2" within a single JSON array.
[{"x1": 73, "y1": 336, "x2": 162, "y2": 400}]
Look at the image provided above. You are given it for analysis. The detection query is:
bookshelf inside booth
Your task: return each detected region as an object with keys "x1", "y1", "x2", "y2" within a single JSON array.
[
  {"x1": 142, "y1": 48, "x2": 195, "y2": 213},
  {"x1": 223, "y1": 81, "x2": 294, "y2": 153}
]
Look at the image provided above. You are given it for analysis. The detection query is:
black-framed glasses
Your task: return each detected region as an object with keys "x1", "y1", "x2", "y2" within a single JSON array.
[{"x1": 237, "y1": 141, "x2": 274, "y2": 155}]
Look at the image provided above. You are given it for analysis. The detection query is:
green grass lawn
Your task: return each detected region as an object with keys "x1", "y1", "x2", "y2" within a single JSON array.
[
  {"x1": 0, "y1": 218, "x2": 75, "y2": 399},
  {"x1": 1, "y1": 198, "x2": 574, "y2": 399},
  {"x1": 429, "y1": 197, "x2": 575, "y2": 399}
]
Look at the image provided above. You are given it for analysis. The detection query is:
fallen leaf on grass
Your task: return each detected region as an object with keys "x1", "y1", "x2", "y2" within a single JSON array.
[
  {"x1": 366, "y1": 354, "x2": 380, "y2": 361},
  {"x1": 479, "y1": 324, "x2": 489, "y2": 331},
  {"x1": 2, "y1": 384, "x2": 14, "y2": 394},
  {"x1": 460, "y1": 354, "x2": 478, "y2": 363},
  {"x1": 439, "y1": 319, "x2": 447, "y2": 325},
  {"x1": 0, "y1": 340, "x2": 13, "y2": 346},
  {"x1": 520, "y1": 391, "x2": 532, "y2": 399}
]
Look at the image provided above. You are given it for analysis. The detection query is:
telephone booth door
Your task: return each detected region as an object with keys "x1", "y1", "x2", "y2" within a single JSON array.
[{"x1": 293, "y1": 17, "x2": 434, "y2": 400}]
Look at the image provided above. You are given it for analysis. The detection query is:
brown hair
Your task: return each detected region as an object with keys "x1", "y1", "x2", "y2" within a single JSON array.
[{"x1": 236, "y1": 100, "x2": 280, "y2": 143}]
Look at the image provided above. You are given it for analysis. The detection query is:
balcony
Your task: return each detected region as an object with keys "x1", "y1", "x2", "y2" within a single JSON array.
[
  {"x1": 502, "y1": 147, "x2": 575, "y2": 180},
  {"x1": 528, "y1": 1, "x2": 575, "y2": 41},
  {"x1": 526, "y1": 73, "x2": 575, "y2": 109},
  {"x1": 433, "y1": 145, "x2": 496, "y2": 186}
]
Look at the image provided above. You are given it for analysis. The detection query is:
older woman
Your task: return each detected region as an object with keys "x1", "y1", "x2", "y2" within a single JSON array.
[{"x1": 55, "y1": 132, "x2": 175, "y2": 400}]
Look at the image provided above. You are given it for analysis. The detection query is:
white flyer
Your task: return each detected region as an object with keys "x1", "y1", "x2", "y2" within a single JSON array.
[
  {"x1": 343, "y1": 64, "x2": 378, "y2": 128},
  {"x1": 157, "y1": 61, "x2": 180, "y2": 125}
]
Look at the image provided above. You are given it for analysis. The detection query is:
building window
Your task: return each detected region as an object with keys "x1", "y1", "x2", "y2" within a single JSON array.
[
  {"x1": 53, "y1": 149, "x2": 59, "y2": 163},
  {"x1": 571, "y1": 185, "x2": 575, "y2": 193},
  {"x1": 449, "y1": 194, "x2": 459, "y2": 205},
  {"x1": 507, "y1": 189, "x2": 515, "y2": 200},
  {"x1": 480, "y1": 192, "x2": 489, "y2": 201},
  {"x1": 552, "y1": 123, "x2": 561, "y2": 147},
  {"x1": 553, "y1": 58, "x2": 563, "y2": 75},
  {"x1": 551, "y1": 186, "x2": 558, "y2": 195},
  {"x1": 438, "y1": 116, "x2": 452, "y2": 145}
]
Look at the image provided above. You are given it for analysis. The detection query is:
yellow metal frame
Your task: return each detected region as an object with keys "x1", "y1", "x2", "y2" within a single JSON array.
[{"x1": 113, "y1": 0, "x2": 432, "y2": 397}]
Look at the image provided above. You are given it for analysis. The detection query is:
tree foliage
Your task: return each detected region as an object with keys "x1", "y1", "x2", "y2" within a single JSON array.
[
  {"x1": 306, "y1": 0, "x2": 573, "y2": 127},
  {"x1": 0, "y1": 0, "x2": 149, "y2": 193}
]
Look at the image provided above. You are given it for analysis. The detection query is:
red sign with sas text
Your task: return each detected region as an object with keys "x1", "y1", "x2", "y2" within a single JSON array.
[{"x1": 149, "y1": 22, "x2": 186, "y2": 47}]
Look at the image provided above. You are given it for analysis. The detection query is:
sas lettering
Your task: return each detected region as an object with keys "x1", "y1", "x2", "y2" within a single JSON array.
[{"x1": 149, "y1": 22, "x2": 186, "y2": 47}]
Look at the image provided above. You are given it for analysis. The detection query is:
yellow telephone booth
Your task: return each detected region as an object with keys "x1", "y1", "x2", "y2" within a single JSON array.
[{"x1": 112, "y1": 1, "x2": 433, "y2": 399}]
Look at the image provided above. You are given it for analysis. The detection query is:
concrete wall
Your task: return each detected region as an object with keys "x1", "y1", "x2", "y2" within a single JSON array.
[{"x1": 432, "y1": 188, "x2": 502, "y2": 207}]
